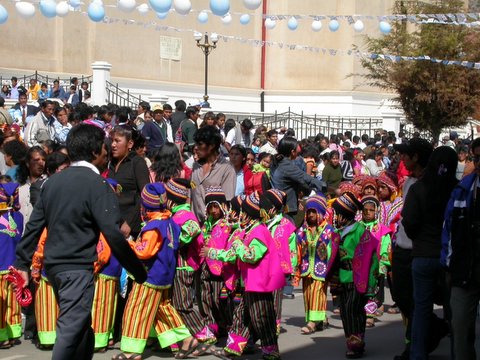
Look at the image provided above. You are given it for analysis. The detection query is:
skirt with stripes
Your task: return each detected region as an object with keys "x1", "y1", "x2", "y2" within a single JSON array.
[
  {"x1": 302, "y1": 276, "x2": 327, "y2": 322},
  {"x1": 35, "y1": 277, "x2": 58, "y2": 345},
  {"x1": 91, "y1": 274, "x2": 118, "y2": 349},
  {"x1": 0, "y1": 272, "x2": 22, "y2": 342}
]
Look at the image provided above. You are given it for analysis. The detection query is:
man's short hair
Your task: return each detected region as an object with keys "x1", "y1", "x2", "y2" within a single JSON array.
[
  {"x1": 194, "y1": 125, "x2": 222, "y2": 151},
  {"x1": 185, "y1": 106, "x2": 198, "y2": 118},
  {"x1": 174, "y1": 100, "x2": 186, "y2": 112},
  {"x1": 266, "y1": 129, "x2": 278, "y2": 138},
  {"x1": 163, "y1": 103, "x2": 173, "y2": 111},
  {"x1": 138, "y1": 101, "x2": 150, "y2": 111},
  {"x1": 67, "y1": 124, "x2": 105, "y2": 162},
  {"x1": 241, "y1": 119, "x2": 254, "y2": 130}
]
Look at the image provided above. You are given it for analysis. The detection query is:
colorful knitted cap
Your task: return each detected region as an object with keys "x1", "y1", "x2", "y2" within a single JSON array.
[
  {"x1": 230, "y1": 194, "x2": 246, "y2": 214},
  {"x1": 105, "y1": 178, "x2": 122, "y2": 194},
  {"x1": 338, "y1": 181, "x2": 360, "y2": 198},
  {"x1": 165, "y1": 178, "x2": 190, "y2": 205},
  {"x1": 305, "y1": 193, "x2": 328, "y2": 216},
  {"x1": 361, "y1": 175, "x2": 378, "y2": 192},
  {"x1": 141, "y1": 183, "x2": 167, "y2": 211},
  {"x1": 361, "y1": 195, "x2": 380, "y2": 208},
  {"x1": 376, "y1": 172, "x2": 398, "y2": 193},
  {"x1": 332, "y1": 191, "x2": 362, "y2": 220},
  {"x1": 0, "y1": 183, "x2": 19, "y2": 211},
  {"x1": 205, "y1": 186, "x2": 228, "y2": 208},
  {"x1": 242, "y1": 191, "x2": 262, "y2": 219},
  {"x1": 263, "y1": 189, "x2": 286, "y2": 212}
]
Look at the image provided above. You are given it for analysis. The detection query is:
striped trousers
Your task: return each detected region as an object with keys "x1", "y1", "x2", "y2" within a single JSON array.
[
  {"x1": 224, "y1": 288, "x2": 250, "y2": 356},
  {"x1": 199, "y1": 263, "x2": 232, "y2": 336},
  {"x1": 302, "y1": 276, "x2": 328, "y2": 322},
  {"x1": 244, "y1": 292, "x2": 278, "y2": 349},
  {"x1": 120, "y1": 282, "x2": 190, "y2": 354},
  {"x1": 172, "y1": 269, "x2": 205, "y2": 337},
  {"x1": 91, "y1": 274, "x2": 118, "y2": 349},
  {"x1": 35, "y1": 277, "x2": 58, "y2": 345},
  {"x1": 0, "y1": 273, "x2": 22, "y2": 342},
  {"x1": 339, "y1": 283, "x2": 367, "y2": 352}
]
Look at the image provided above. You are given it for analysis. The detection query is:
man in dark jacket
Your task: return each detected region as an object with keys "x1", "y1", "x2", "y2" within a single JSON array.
[
  {"x1": 15, "y1": 124, "x2": 147, "y2": 360},
  {"x1": 442, "y1": 137, "x2": 480, "y2": 360}
]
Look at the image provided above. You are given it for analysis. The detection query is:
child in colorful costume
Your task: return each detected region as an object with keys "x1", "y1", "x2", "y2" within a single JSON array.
[
  {"x1": 113, "y1": 183, "x2": 197, "y2": 360},
  {"x1": 0, "y1": 183, "x2": 23, "y2": 349},
  {"x1": 297, "y1": 193, "x2": 340, "y2": 334}
]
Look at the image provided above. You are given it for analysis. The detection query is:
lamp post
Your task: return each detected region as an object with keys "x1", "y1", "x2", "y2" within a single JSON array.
[{"x1": 194, "y1": 31, "x2": 218, "y2": 108}]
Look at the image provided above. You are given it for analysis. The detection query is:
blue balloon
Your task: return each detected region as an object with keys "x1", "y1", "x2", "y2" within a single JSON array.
[
  {"x1": 88, "y1": 2, "x2": 105, "y2": 22},
  {"x1": 148, "y1": 0, "x2": 171, "y2": 13},
  {"x1": 287, "y1": 17, "x2": 298, "y2": 31},
  {"x1": 198, "y1": 11, "x2": 208, "y2": 23},
  {"x1": 210, "y1": 0, "x2": 229, "y2": 17},
  {"x1": 379, "y1": 21, "x2": 392, "y2": 34},
  {"x1": 239, "y1": 13, "x2": 250, "y2": 25},
  {"x1": 40, "y1": 0, "x2": 57, "y2": 18},
  {"x1": 69, "y1": 0, "x2": 81, "y2": 8},
  {"x1": 156, "y1": 11, "x2": 168, "y2": 19},
  {"x1": 328, "y1": 19, "x2": 340, "y2": 32},
  {"x1": 0, "y1": 5, "x2": 8, "y2": 24}
]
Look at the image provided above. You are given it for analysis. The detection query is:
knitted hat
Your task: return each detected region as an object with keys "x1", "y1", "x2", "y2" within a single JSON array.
[
  {"x1": 105, "y1": 178, "x2": 122, "y2": 194},
  {"x1": 361, "y1": 176, "x2": 378, "y2": 192},
  {"x1": 259, "y1": 193, "x2": 276, "y2": 219},
  {"x1": 376, "y1": 173, "x2": 398, "y2": 193},
  {"x1": 165, "y1": 178, "x2": 190, "y2": 205},
  {"x1": 263, "y1": 189, "x2": 286, "y2": 212},
  {"x1": 141, "y1": 183, "x2": 167, "y2": 211},
  {"x1": 338, "y1": 181, "x2": 360, "y2": 198},
  {"x1": 352, "y1": 174, "x2": 369, "y2": 188},
  {"x1": 230, "y1": 194, "x2": 246, "y2": 215},
  {"x1": 305, "y1": 193, "x2": 328, "y2": 216},
  {"x1": 361, "y1": 195, "x2": 380, "y2": 208},
  {"x1": 332, "y1": 191, "x2": 362, "y2": 220},
  {"x1": 242, "y1": 191, "x2": 262, "y2": 220},
  {"x1": 205, "y1": 186, "x2": 229, "y2": 216},
  {"x1": 0, "y1": 183, "x2": 19, "y2": 211}
]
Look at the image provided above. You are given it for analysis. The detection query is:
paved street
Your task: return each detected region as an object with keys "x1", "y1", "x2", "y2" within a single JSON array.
[{"x1": 0, "y1": 287, "x2": 474, "y2": 360}]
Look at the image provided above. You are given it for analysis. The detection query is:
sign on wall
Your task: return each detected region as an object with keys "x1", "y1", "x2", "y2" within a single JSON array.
[{"x1": 160, "y1": 36, "x2": 182, "y2": 61}]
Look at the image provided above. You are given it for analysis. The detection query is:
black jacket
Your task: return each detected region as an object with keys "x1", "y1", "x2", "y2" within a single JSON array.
[{"x1": 15, "y1": 165, "x2": 147, "y2": 283}]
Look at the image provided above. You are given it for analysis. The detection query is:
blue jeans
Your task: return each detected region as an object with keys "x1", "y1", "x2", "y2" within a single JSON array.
[{"x1": 410, "y1": 257, "x2": 441, "y2": 360}]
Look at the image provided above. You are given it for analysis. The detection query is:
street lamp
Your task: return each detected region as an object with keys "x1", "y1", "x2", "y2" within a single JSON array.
[{"x1": 194, "y1": 31, "x2": 218, "y2": 108}]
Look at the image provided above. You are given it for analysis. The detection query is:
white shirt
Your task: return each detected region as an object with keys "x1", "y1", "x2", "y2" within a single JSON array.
[
  {"x1": 259, "y1": 141, "x2": 277, "y2": 155},
  {"x1": 71, "y1": 160, "x2": 100, "y2": 174},
  {"x1": 225, "y1": 128, "x2": 244, "y2": 147}
]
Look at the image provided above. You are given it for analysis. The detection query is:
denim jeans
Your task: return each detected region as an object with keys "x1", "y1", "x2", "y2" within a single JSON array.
[{"x1": 410, "y1": 257, "x2": 441, "y2": 360}]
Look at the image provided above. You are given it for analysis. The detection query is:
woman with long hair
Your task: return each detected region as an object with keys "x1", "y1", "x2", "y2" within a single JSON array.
[
  {"x1": 150, "y1": 142, "x2": 190, "y2": 182},
  {"x1": 402, "y1": 146, "x2": 458, "y2": 360}
]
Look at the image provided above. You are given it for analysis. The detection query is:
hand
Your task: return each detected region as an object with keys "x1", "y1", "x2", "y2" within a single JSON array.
[
  {"x1": 14, "y1": 269, "x2": 29, "y2": 290},
  {"x1": 199, "y1": 246, "x2": 210, "y2": 258},
  {"x1": 120, "y1": 222, "x2": 131, "y2": 239}
]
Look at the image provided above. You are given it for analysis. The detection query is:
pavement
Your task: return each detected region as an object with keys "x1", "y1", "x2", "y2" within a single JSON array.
[{"x1": 0, "y1": 287, "x2": 475, "y2": 360}]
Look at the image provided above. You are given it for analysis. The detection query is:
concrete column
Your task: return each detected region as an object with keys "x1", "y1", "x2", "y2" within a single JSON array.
[{"x1": 91, "y1": 61, "x2": 112, "y2": 106}]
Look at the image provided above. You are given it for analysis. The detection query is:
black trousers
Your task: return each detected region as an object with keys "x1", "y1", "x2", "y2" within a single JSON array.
[{"x1": 48, "y1": 269, "x2": 95, "y2": 360}]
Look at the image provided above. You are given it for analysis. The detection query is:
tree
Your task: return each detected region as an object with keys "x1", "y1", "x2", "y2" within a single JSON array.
[{"x1": 360, "y1": 0, "x2": 480, "y2": 141}]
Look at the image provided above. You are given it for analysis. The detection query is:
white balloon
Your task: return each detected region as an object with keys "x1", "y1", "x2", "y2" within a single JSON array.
[
  {"x1": 265, "y1": 17, "x2": 276, "y2": 29},
  {"x1": 56, "y1": 1, "x2": 70, "y2": 16},
  {"x1": 118, "y1": 0, "x2": 137, "y2": 12},
  {"x1": 173, "y1": 0, "x2": 191, "y2": 15},
  {"x1": 243, "y1": 0, "x2": 261, "y2": 10},
  {"x1": 137, "y1": 3, "x2": 149, "y2": 15},
  {"x1": 16, "y1": 2, "x2": 36, "y2": 18},
  {"x1": 221, "y1": 13, "x2": 232, "y2": 25},
  {"x1": 311, "y1": 20, "x2": 322, "y2": 32},
  {"x1": 353, "y1": 19, "x2": 364, "y2": 32}
]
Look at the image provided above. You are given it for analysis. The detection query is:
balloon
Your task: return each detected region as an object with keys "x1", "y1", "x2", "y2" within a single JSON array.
[
  {"x1": 69, "y1": 0, "x2": 81, "y2": 8},
  {"x1": 16, "y1": 2, "x2": 36, "y2": 18},
  {"x1": 222, "y1": 13, "x2": 232, "y2": 25},
  {"x1": 0, "y1": 4, "x2": 8, "y2": 24},
  {"x1": 148, "y1": 0, "x2": 171, "y2": 13},
  {"x1": 243, "y1": 0, "x2": 261, "y2": 10},
  {"x1": 174, "y1": 0, "x2": 191, "y2": 15},
  {"x1": 210, "y1": 0, "x2": 229, "y2": 17},
  {"x1": 56, "y1": 1, "x2": 70, "y2": 17},
  {"x1": 137, "y1": 3, "x2": 149, "y2": 15},
  {"x1": 265, "y1": 17, "x2": 276, "y2": 29},
  {"x1": 156, "y1": 11, "x2": 168, "y2": 19},
  {"x1": 198, "y1": 10, "x2": 208, "y2": 23},
  {"x1": 118, "y1": 0, "x2": 136, "y2": 12},
  {"x1": 311, "y1": 20, "x2": 322, "y2": 32},
  {"x1": 88, "y1": 2, "x2": 105, "y2": 22},
  {"x1": 239, "y1": 13, "x2": 250, "y2": 25},
  {"x1": 40, "y1": 0, "x2": 57, "y2": 18},
  {"x1": 379, "y1": 21, "x2": 391, "y2": 34},
  {"x1": 328, "y1": 19, "x2": 340, "y2": 32},
  {"x1": 353, "y1": 20, "x2": 364, "y2": 32},
  {"x1": 287, "y1": 17, "x2": 298, "y2": 30}
]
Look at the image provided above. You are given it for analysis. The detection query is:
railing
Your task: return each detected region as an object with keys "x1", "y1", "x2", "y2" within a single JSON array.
[
  {"x1": 105, "y1": 81, "x2": 142, "y2": 108},
  {"x1": 222, "y1": 108, "x2": 384, "y2": 139},
  {"x1": 0, "y1": 71, "x2": 92, "y2": 92}
]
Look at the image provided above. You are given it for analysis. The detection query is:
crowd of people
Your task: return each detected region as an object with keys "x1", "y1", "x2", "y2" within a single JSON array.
[{"x1": 0, "y1": 86, "x2": 478, "y2": 360}]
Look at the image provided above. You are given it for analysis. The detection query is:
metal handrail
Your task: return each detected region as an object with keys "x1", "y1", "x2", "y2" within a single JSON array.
[{"x1": 105, "y1": 81, "x2": 142, "y2": 108}]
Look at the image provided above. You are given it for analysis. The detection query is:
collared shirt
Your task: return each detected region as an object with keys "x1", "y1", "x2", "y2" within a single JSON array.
[
  {"x1": 259, "y1": 141, "x2": 277, "y2": 155},
  {"x1": 71, "y1": 160, "x2": 100, "y2": 174}
]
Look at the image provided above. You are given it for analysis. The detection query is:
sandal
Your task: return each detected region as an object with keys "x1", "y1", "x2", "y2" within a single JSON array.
[
  {"x1": 175, "y1": 338, "x2": 199, "y2": 359},
  {"x1": 387, "y1": 305, "x2": 400, "y2": 314},
  {"x1": 0, "y1": 340, "x2": 11, "y2": 349},
  {"x1": 300, "y1": 323, "x2": 316, "y2": 335},
  {"x1": 366, "y1": 318, "x2": 375, "y2": 328},
  {"x1": 111, "y1": 353, "x2": 142, "y2": 360},
  {"x1": 211, "y1": 348, "x2": 234, "y2": 359},
  {"x1": 192, "y1": 342, "x2": 213, "y2": 357},
  {"x1": 333, "y1": 308, "x2": 341, "y2": 315}
]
